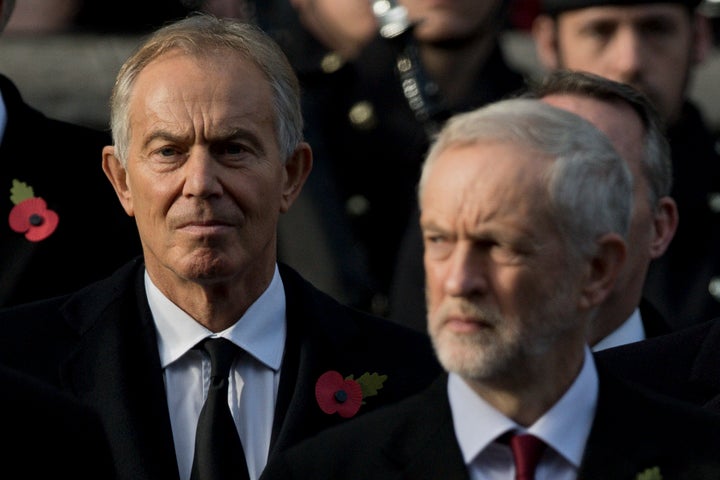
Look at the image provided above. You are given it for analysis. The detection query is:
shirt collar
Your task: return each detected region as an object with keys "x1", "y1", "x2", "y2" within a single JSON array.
[
  {"x1": 450, "y1": 346, "x2": 598, "y2": 468},
  {"x1": 449, "y1": 374, "x2": 517, "y2": 464},
  {"x1": 592, "y1": 307, "x2": 645, "y2": 352},
  {"x1": 530, "y1": 346, "x2": 598, "y2": 467},
  {"x1": 147, "y1": 265, "x2": 286, "y2": 372}
]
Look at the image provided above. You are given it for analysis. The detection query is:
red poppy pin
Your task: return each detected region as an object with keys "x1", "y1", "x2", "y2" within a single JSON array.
[
  {"x1": 315, "y1": 370, "x2": 388, "y2": 418},
  {"x1": 8, "y1": 179, "x2": 59, "y2": 242}
]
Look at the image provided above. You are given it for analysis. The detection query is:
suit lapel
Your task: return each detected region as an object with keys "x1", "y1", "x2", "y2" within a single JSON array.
[
  {"x1": 687, "y1": 320, "x2": 720, "y2": 409},
  {"x1": 0, "y1": 234, "x2": 34, "y2": 304},
  {"x1": 270, "y1": 264, "x2": 364, "y2": 455},
  {"x1": 58, "y1": 260, "x2": 180, "y2": 480},
  {"x1": 579, "y1": 367, "x2": 679, "y2": 480},
  {"x1": 382, "y1": 376, "x2": 470, "y2": 480},
  {"x1": 0, "y1": 78, "x2": 41, "y2": 304}
]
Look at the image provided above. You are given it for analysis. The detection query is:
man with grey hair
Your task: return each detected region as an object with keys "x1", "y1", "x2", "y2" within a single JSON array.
[
  {"x1": 0, "y1": 0, "x2": 141, "y2": 307},
  {"x1": 0, "y1": 13, "x2": 441, "y2": 480},
  {"x1": 527, "y1": 70, "x2": 678, "y2": 351},
  {"x1": 262, "y1": 97, "x2": 720, "y2": 480}
]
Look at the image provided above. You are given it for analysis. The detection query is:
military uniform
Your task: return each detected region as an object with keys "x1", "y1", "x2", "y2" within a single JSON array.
[{"x1": 258, "y1": 1, "x2": 528, "y2": 315}]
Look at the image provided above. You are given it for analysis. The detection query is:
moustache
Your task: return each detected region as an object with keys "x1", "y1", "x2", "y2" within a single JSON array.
[{"x1": 434, "y1": 299, "x2": 501, "y2": 326}]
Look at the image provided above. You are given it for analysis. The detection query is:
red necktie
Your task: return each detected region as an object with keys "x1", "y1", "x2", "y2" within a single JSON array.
[{"x1": 510, "y1": 433, "x2": 547, "y2": 480}]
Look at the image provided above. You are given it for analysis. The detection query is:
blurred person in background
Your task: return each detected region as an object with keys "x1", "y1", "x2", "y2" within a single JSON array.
[
  {"x1": 528, "y1": 70, "x2": 677, "y2": 351},
  {"x1": 256, "y1": 0, "x2": 529, "y2": 317},
  {"x1": 0, "y1": 0, "x2": 141, "y2": 307},
  {"x1": 248, "y1": 0, "x2": 380, "y2": 305},
  {"x1": 531, "y1": 0, "x2": 720, "y2": 329}
]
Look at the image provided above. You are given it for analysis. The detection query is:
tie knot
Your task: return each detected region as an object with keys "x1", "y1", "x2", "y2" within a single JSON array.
[
  {"x1": 198, "y1": 338, "x2": 239, "y2": 379},
  {"x1": 510, "y1": 433, "x2": 547, "y2": 480}
]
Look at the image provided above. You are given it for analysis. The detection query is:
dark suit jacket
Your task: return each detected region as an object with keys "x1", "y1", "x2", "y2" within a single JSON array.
[
  {"x1": 638, "y1": 298, "x2": 672, "y2": 338},
  {"x1": 596, "y1": 317, "x2": 720, "y2": 412},
  {"x1": 0, "y1": 362, "x2": 116, "y2": 479},
  {"x1": 0, "y1": 257, "x2": 442, "y2": 480},
  {"x1": 261, "y1": 367, "x2": 720, "y2": 480},
  {"x1": 642, "y1": 101, "x2": 720, "y2": 327},
  {"x1": 0, "y1": 73, "x2": 141, "y2": 307}
]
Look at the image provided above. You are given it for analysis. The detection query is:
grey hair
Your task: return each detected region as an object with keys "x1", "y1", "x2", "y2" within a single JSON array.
[
  {"x1": 109, "y1": 12, "x2": 303, "y2": 165},
  {"x1": 525, "y1": 70, "x2": 672, "y2": 208},
  {"x1": 419, "y1": 97, "x2": 633, "y2": 260}
]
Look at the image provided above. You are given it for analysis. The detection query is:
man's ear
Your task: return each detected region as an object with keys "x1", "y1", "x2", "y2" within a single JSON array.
[
  {"x1": 531, "y1": 14, "x2": 561, "y2": 71},
  {"x1": 280, "y1": 142, "x2": 313, "y2": 213},
  {"x1": 691, "y1": 12, "x2": 713, "y2": 66},
  {"x1": 649, "y1": 196, "x2": 679, "y2": 259},
  {"x1": 579, "y1": 233, "x2": 627, "y2": 310},
  {"x1": 102, "y1": 145, "x2": 134, "y2": 217}
]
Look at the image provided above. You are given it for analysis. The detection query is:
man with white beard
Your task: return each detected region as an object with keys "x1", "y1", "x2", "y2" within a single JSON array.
[{"x1": 261, "y1": 97, "x2": 720, "y2": 480}]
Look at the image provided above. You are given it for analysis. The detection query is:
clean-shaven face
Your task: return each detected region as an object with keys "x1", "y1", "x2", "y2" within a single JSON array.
[
  {"x1": 554, "y1": 4, "x2": 695, "y2": 124},
  {"x1": 123, "y1": 50, "x2": 288, "y2": 287}
]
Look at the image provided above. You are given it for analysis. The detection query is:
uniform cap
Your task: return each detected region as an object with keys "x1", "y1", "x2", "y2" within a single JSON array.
[{"x1": 540, "y1": 0, "x2": 703, "y2": 15}]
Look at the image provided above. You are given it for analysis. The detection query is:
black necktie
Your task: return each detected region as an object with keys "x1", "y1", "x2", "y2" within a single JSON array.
[{"x1": 190, "y1": 338, "x2": 250, "y2": 480}]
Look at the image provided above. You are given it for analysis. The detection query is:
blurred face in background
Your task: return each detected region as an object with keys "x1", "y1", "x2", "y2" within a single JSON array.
[
  {"x1": 541, "y1": 92, "x2": 677, "y2": 343},
  {"x1": 399, "y1": 0, "x2": 505, "y2": 43},
  {"x1": 533, "y1": 4, "x2": 710, "y2": 125},
  {"x1": 290, "y1": 0, "x2": 377, "y2": 58}
]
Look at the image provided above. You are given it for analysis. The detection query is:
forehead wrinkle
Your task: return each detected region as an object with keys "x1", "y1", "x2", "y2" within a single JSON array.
[
  {"x1": 137, "y1": 93, "x2": 271, "y2": 150},
  {"x1": 133, "y1": 50, "x2": 275, "y2": 144},
  {"x1": 456, "y1": 180, "x2": 545, "y2": 239},
  {"x1": 431, "y1": 149, "x2": 548, "y2": 239}
]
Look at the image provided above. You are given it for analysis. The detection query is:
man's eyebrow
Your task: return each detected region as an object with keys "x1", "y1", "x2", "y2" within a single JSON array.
[
  {"x1": 140, "y1": 127, "x2": 266, "y2": 152},
  {"x1": 210, "y1": 127, "x2": 266, "y2": 154},
  {"x1": 141, "y1": 129, "x2": 184, "y2": 151},
  {"x1": 577, "y1": 17, "x2": 617, "y2": 31}
]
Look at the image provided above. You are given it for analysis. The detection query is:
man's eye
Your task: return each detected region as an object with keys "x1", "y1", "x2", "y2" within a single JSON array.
[
  {"x1": 426, "y1": 235, "x2": 442, "y2": 244},
  {"x1": 586, "y1": 23, "x2": 615, "y2": 39},
  {"x1": 214, "y1": 143, "x2": 250, "y2": 156},
  {"x1": 224, "y1": 144, "x2": 245, "y2": 155},
  {"x1": 158, "y1": 146, "x2": 179, "y2": 157}
]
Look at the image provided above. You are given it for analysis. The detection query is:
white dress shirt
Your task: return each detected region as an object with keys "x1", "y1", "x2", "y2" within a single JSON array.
[
  {"x1": 450, "y1": 347, "x2": 598, "y2": 480},
  {"x1": 592, "y1": 307, "x2": 646, "y2": 352},
  {"x1": 147, "y1": 266, "x2": 286, "y2": 480}
]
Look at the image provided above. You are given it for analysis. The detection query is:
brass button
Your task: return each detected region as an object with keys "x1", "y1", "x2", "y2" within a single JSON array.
[
  {"x1": 320, "y1": 52, "x2": 344, "y2": 74},
  {"x1": 709, "y1": 277, "x2": 720, "y2": 301},
  {"x1": 709, "y1": 192, "x2": 720, "y2": 213},
  {"x1": 346, "y1": 195, "x2": 370, "y2": 217},
  {"x1": 348, "y1": 101, "x2": 377, "y2": 130}
]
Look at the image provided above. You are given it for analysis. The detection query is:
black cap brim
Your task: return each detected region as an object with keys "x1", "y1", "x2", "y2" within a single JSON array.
[{"x1": 540, "y1": 0, "x2": 702, "y2": 15}]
